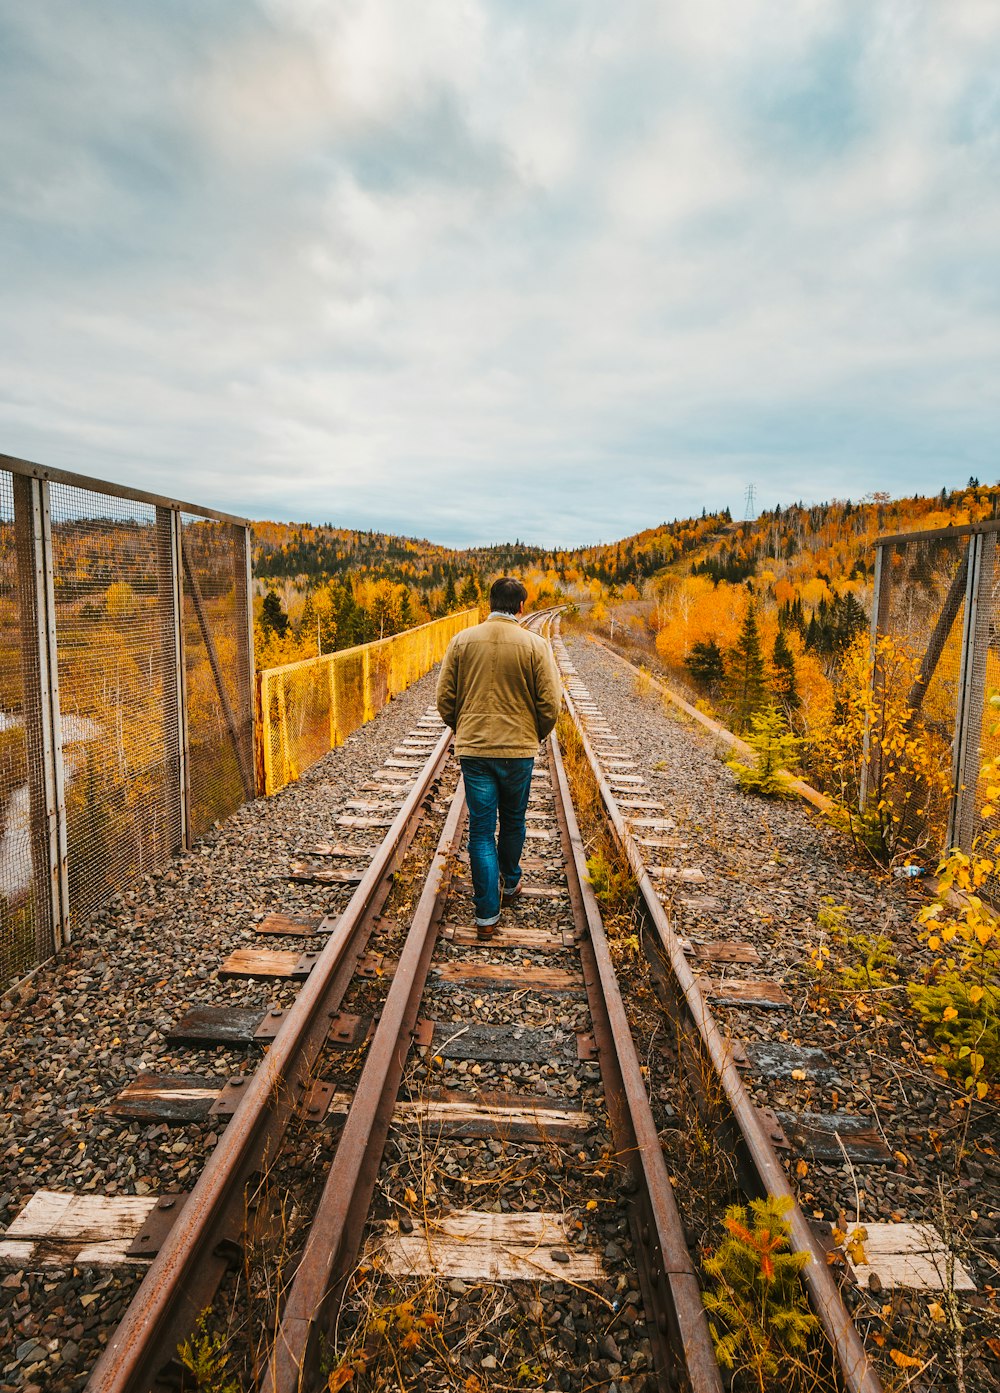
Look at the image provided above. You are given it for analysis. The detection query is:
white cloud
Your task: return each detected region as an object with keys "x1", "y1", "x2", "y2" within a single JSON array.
[{"x1": 1, "y1": 1, "x2": 999, "y2": 545}]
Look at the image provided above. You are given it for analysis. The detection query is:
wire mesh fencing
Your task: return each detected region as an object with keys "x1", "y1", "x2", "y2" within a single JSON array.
[
  {"x1": 47, "y1": 485, "x2": 178, "y2": 927},
  {"x1": 0, "y1": 455, "x2": 253, "y2": 992},
  {"x1": 869, "y1": 523, "x2": 1000, "y2": 861},
  {"x1": 0, "y1": 471, "x2": 52, "y2": 989},
  {"x1": 181, "y1": 516, "x2": 254, "y2": 839},
  {"x1": 256, "y1": 610, "x2": 478, "y2": 795}
]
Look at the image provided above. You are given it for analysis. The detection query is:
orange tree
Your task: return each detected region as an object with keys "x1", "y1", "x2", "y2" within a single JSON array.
[{"x1": 809, "y1": 633, "x2": 952, "y2": 861}]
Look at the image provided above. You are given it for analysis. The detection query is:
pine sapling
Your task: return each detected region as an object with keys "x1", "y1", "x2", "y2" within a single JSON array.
[
  {"x1": 177, "y1": 1312, "x2": 239, "y2": 1393},
  {"x1": 728, "y1": 706, "x2": 800, "y2": 797},
  {"x1": 702, "y1": 1195, "x2": 819, "y2": 1391}
]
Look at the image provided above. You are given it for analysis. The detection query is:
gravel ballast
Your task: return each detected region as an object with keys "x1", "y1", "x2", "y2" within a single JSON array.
[
  {"x1": 563, "y1": 629, "x2": 1000, "y2": 1391},
  {"x1": 0, "y1": 670, "x2": 447, "y2": 1392}
]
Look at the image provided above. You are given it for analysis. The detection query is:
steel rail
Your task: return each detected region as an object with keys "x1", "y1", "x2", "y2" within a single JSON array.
[
  {"x1": 85, "y1": 726, "x2": 454, "y2": 1393},
  {"x1": 551, "y1": 617, "x2": 884, "y2": 1393},
  {"x1": 547, "y1": 719, "x2": 723, "y2": 1393},
  {"x1": 263, "y1": 780, "x2": 468, "y2": 1393}
]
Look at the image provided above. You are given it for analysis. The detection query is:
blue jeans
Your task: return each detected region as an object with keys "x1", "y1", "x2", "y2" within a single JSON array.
[{"x1": 460, "y1": 757, "x2": 535, "y2": 925}]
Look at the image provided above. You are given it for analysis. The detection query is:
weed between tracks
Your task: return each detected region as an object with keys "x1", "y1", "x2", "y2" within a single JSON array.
[{"x1": 555, "y1": 712, "x2": 834, "y2": 1393}]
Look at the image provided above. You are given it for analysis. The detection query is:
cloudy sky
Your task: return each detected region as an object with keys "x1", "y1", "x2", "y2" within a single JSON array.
[{"x1": 2, "y1": 2, "x2": 999, "y2": 546}]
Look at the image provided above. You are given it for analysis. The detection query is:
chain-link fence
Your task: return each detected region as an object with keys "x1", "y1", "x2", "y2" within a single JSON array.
[
  {"x1": 0, "y1": 470, "x2": 52, "y2": 990},
  {"x1": 0, "y1": 454, "x2": 253, "y2": 991},
  {"x1": 181, "y1": 516, "x2": 254, "y2": 839},
  {"x1": 257, "y1": 610, "x2": 477, "y2": 795},
  {"x1": 869, "y1": 522, "x2": 1000, "y2": 858}
]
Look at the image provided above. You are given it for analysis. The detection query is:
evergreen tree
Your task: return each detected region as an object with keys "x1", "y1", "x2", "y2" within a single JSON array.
[
  {"x1": 442, "y1": 575, "x2": 458, "y2": 612},
  {"x1": 703, "y1": 1196, "x2": 818, "y2": 1382},
  {"x1": 728, "y1": 706, "x2": 801, "y2": 796},
  {"x1": 727, "y1": 602, "x2": 767, "y2": 729},
  {"x1": 332, "y1": 584, "x2": 367, "y2": 648},
  {"x1": 771, "y1": 628, "x2": 800, "y2": 711},
  {"x1": 459, "y1": 573, "x2": 479, "y2": 607},
  {"x1": 836, "y1": 591, "x2": 868, "y2": 650},
  {"x1": 260, "y1": 589, "x2": 289, "y2": 638},
  {"x1": 685, "y1": 638, "x2": 726, "y2": 688},
  {"x1": 299, "y1": 590, "x2": 317, "y2": 644}
]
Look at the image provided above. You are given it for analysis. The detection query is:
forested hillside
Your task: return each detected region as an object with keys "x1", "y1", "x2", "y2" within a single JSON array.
[
  {"x1": 251, "y1": 481, "x2": 1000, "y2": 706},
  {"x1": 644, "y1": 481, "x2": 1000, "y2": 708},
  {"x1": 583, "y1": 480, "x2": 1000, "y2": 857},
  {"x1": 250, "y1": 510, "x2": 728, "y2": 667}
]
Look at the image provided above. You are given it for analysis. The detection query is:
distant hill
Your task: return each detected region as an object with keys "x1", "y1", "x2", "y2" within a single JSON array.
[
  {"x1": 250, "y1": 482, "x2": 1000, "y2": 670},
  {"x1": 249, "y1": 509, "x2": 731, "y2": 666},
  {"x1": 251, "y1": 509, "x2": 731, "y2": 592},
  {"x1": 684, "y1": 483, "x2": 1000, "y2": 598},
  {"x1": 584, "y1": 480, "x2": 1000, "y2": 743}
]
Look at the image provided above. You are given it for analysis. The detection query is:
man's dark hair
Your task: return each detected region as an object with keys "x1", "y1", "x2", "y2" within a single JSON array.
[{"x1": 490, "y1": 577, "x2": 528, "y2": 614}]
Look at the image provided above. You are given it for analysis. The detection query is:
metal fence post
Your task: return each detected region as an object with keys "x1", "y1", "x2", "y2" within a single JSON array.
[
  {"x1": 234, "y1": 524, "x2": 255, "y2": 793},
  {"x1": 171, "y1": 513, "x2": 193, "y2": 850},
  {"x1": 860, "y1": 542, "x2": 887, "y2": 812},
  {"x1": 156, "y1": 507, "x2": 187, "y2": 851},
  {"x1": 256, "y1": 670, "x2": 271, "y2": 797},
  {"x1": 12, "y1": 475, "x2": 69, "y2": 951},
  {"x1": 950, "y1": 531, "x2": 994, "y2": 852}
]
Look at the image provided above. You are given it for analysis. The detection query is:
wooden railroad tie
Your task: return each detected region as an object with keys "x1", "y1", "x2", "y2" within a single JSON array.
[
  {"x1": 254, "y1": 913, "x2": 326, "y2": 937},
  {"x1": 0, "y1": 1192, "x2": 188, "y2": 1269},
  {"x1": 218, "y1": 948, "x2": 321, "y2": 980},
  {"x1": 697, "y1": 976, "x2": 791, "y2": 1009},
  {"x1": 442, "y1": 924, "x2": 573, "y2": 949},
  {"x1": 166, "y1": 1005, "x2": 288, "y2": 1045},
  {"x1": 373, "y1": 1211, "x2": 604, "y2": 1284},
  {"x1": 287, "y1": 864, "x2": 365, "y2": 885}
]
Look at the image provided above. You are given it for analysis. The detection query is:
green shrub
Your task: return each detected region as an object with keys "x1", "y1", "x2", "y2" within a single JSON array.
[
  {"x1": 728, "y1": 706, "x2": 800, "y2": 797},
  {"x1": 177, "y1": 1312, "x2": 238, "y2": 1393}
]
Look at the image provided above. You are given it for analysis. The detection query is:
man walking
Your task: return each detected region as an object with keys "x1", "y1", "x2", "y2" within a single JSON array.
[{"x1": 436, "y1": 578, "x2": 561, "y2": 936}]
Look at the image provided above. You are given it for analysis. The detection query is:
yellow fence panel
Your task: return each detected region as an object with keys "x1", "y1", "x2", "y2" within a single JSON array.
[{"x1": 255, "y1": 609, "x2": 478, "y2": 795}]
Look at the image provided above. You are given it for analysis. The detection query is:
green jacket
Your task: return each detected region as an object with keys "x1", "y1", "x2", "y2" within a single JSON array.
[{"x1": 436, "y1": 615, "x2": 561, "y2": 757}]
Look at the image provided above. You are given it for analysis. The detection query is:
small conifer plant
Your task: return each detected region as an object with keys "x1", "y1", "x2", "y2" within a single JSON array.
[
  {"x1": 728, "y1": 706, "x2": 800, "y2": 797},
  {"x1": 702, "y1": 1195, "x2": 819, "y2": 1391},
  {"x1": 177, "y1": 1312, "x2": 238, "y2": 1393}
]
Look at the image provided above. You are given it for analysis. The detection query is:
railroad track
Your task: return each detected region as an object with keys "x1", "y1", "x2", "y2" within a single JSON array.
[
  {"x1": 14, "y1": 617, "x2": 715, "y2": 1393},
  {"x1": 544, "y1": 611, "x2": 885, "y2": 1393},
  {"x1": 5, "y1": 610, "x2": 942, "y2": 1391}
]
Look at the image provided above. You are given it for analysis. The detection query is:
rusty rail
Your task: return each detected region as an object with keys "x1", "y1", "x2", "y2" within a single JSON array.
[
  {"x1": 84, "y1": 727, "x2": 454, "y2": 1393},
  {"x1": 263, "y1": 782, "x2": 468, "y2": 1393},
  {"x1": 547, "y1": 721, "x2": 723, "y2": 1393},
  {"x1": 551, "y1": 615, "x2": 883, "y2": 1393}
]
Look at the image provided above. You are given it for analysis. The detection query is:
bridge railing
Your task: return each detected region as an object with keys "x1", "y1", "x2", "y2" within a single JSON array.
[
  {"x1": 1, "y1": 452, "x2": 476, "y2": 992},
  {"x1": 0, "y1": 454, "x2": 254, "y2": 991},
  {"x1": 868, "y1": 521, "x2": 1000, "y2": 859},
  {"x1": 255, "y1": 610, "x2": 477, "y2": 795}
]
